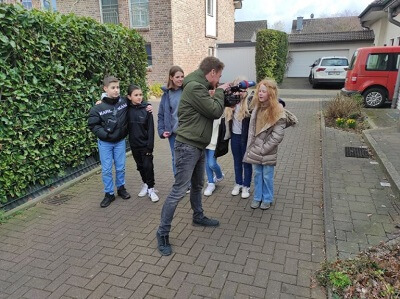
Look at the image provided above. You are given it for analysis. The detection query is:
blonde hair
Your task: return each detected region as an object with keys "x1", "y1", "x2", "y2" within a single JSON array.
[
  {"x1": 224, "y1": 77, "x2": 251, "y2": 122},
  {"x1": 251, "y1": 78, "x2": 283, "y2": 126}
]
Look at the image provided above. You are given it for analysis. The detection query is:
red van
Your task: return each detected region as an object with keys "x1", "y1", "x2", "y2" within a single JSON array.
[{"x1": 341, "y1": 46, "x2": 400, "y2": 107}]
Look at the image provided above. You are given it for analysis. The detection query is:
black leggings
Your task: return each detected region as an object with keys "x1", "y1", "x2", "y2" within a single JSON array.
[{"x1": 131, "y1": 148, "x2": 155, "y2": 188}]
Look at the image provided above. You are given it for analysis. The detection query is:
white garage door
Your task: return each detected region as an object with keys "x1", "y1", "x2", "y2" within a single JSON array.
[{"x1": 287, "y1": 50, "x2": 349, "y2": 77}]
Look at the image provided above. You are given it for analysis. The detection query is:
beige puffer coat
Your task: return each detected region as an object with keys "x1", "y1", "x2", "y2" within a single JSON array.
[{"x1": 243, "y1": 107, "x2": 297, "y2": 165}]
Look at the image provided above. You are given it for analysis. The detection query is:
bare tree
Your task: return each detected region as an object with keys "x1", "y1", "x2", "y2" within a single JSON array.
[{"x1": 270, "y1": 21, "x2": 287, "y2": 32}]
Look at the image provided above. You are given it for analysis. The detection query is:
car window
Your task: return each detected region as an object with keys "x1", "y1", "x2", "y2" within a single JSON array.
[
  {"x1": 366, "y1": 53, "x2": 389, "y2": 71},
  {"x1": 348, "y1": 50, "x2": 358, "y2": 70},
  {"x1": 320, "y1": 58, "x2": 348, "y2": 66}
]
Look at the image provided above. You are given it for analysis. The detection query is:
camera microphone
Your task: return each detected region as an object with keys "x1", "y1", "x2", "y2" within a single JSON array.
[{"x1": 237, "y1": 80, "x2": 256, "y2": 89}]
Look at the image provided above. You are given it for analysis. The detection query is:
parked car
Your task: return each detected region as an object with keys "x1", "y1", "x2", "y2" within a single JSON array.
[
  {"x1": 309, "y1": 56, "x2": 349, "y2": 88},
  {"x1": 341, "y1": 46, "x2": 400, "y2": 108}
]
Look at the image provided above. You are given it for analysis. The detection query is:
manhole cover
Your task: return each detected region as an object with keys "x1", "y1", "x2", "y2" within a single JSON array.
[
  {"x1": 345, "y1": 146, "x2": 369, "y2": 158},
  {"x1": 43, "y1": 194, "x2": 73, "y2": 205}
]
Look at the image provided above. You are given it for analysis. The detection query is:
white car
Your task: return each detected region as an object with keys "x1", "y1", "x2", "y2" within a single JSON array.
[{"x1": 309, "y1": 56, "x2": 349, "y2": 88}]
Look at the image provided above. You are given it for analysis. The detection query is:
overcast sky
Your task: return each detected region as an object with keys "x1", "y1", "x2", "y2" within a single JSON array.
[{"x1": 235, "y1": 0, "x2": 375, "y2": 31}]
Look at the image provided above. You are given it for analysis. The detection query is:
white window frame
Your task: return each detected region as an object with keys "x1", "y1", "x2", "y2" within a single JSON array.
[
  {"x1": 207, "y1": 0, "x2": 213, "y2": 16},
  {"x1": 129, "y1": 0, "x2": 149, "y2": 28},
  {"x1": 21, "y1": 0, "x2": 33, "y2": 9},
  {"x1": 99, "y1": 0, "x2": 119, "y2": 25}
]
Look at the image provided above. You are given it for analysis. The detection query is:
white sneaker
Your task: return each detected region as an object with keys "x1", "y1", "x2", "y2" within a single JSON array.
[
  {"x1": 231, "y1": 184, "x2": 242, "y2": 196},
  {"x1": 213, "y1": 173, "x2": 225, "y2": 183},
  {"x1": 138, "y1": 183, "x2": 148, "y2": 197},
  {"x1": 203, "y1": 183, "x2": 216, "y2": 196},
  {"x1": 241, "y1": 186, "x2": 250, "y2": 199},
  {"x1": 148, "y1": 188, "x2": 159, "y2": 202}
]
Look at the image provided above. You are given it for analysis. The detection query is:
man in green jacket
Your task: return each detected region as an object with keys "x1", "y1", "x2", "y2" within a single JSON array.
[{"x1": 157, "y1": 57, "x2": 230, "y2": 256}]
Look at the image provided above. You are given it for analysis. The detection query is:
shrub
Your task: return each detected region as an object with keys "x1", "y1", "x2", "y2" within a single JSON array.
[
  {"x1": 255, "y1": 29, "x2": 288, "y2": 83},
  {"x1": 335, "y1": 118, "x2": 346, "y2": 127},
  {"x1": 0, "y1": 4, "x2": 147, "y2": 206},
  {"x1": 148, "y1": 83, "x2": 163, "y2": 98},
  {"x1": 346, "y1": 119, "x2": 356, "y2": 128},
  {"x1": 324, "y1": 94, "x2": 362, "y2": 120}
]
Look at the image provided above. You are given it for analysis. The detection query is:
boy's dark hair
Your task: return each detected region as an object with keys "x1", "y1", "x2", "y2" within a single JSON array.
[
  {"x1": 127, "y1": 84, "x2": 141, "y2": 96},
  {"x1": 103, "y1": 75, "x2": 119, "y2": 87},
  {"x1": 199, "y1": 57, "x2": 224, "y2": 75}
]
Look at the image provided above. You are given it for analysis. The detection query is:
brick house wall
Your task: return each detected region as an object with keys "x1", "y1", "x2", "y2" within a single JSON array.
[{"x1": 5, "y1": 0, "x2": 236, "y2": 84}]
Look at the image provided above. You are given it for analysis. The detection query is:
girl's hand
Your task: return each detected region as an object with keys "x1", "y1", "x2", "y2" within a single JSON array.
[
  {"x1": 146, "y1": 104, "x2": 153, "y2": 113},
  {"x1": 163, "y1": 131, "x2": 171, "y2": 138}
]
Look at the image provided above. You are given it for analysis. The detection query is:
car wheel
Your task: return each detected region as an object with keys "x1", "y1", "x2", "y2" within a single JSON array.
[
  {"x1": 312, "y1": 78, "x2": 318, "y2": 89},
  {"x1": 363, "y1": 87, "x2": 386, "y2": 108},
  {"x1": 308, "y1": 73, "x2": 313, "y2": 84}
]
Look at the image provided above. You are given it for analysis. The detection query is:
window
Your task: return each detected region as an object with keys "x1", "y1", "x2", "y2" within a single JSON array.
[
  {"x1": 208, "y1": 47, "x2": 215, "y2": 57},
  {"x1": 366, "y1": 54, "x2": 389, "y2": 71},
  {"x1": 130, "y1": 0, "x2": 149, "y2": 28},
  {"x1": 42, "y1": 0, "x2": 57, "y2": 11},
  {"x1": 207, "y1": 0, "x2": 213, "y2": 16},
  {"x1": 101, "y1": 0, "x2": 119, "y2": 24},
  {"x1": 22, "y1": 0, "x2": 32, "y2": 9},
  {"x1": 320, "y1": 58, "x2": 348, "y2": 67},
  {"x1": 145, "y1": 44, "x2": 152, "y2": 66},
  {"x1": 397, "y1": 37, "x2": 400, "y2": 46},
  {"x1": 390, "y1": 38, "x2": 394, "y2": 46}
]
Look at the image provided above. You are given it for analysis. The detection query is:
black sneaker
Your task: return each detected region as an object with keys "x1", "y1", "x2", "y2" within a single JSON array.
[
  {"x1": 100, "y1": 193, "x2": 115, "y2": 208},
  {"x1": 192, "y1": 216, "x2": 220, "y2": 227},
  {"x1": 156, "y1": 232, "x2": 172, "y2": 256},
  {"x1": 117, "y1": 185, "x2": 131, "y2": 200}
]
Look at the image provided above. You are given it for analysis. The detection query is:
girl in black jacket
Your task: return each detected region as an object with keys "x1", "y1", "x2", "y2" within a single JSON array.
[{"x1": 127, "y1": 84, "x2": 159, "y2": 202}]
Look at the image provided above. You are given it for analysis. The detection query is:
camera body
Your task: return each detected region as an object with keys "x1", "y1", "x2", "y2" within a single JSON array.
[{"x1": 223, "y1": 80, "x2": 256, "y2": 107}]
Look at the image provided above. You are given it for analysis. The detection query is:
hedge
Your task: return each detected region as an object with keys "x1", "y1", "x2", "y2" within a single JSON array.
[
  {"x1": 0, "y1": 4, "x2": 148, "y2": 206},
  {"x1": 255, "y1": 29, "x2": 288, "y2": 83}
]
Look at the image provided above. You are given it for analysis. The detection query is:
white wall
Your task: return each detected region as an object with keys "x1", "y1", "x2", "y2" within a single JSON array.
[{"x1": 217, "y1": 45, "x2": 256, "y2": 83}]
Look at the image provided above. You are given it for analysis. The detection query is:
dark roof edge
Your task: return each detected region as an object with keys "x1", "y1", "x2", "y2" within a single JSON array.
[{"x1": 359, "y1": 0, "x2": 389, "y2": 18}]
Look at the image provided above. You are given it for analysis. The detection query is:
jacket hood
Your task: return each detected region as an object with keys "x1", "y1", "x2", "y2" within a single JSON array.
[
  {"x1": 128, "y1": 101, "x2": 148, "y2": 109},
  {"x1": 183, "y1": 69, "x2": 211, "y2": 90}
]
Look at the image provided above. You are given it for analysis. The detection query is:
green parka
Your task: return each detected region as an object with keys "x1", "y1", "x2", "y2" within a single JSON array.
[{"x1": 175, "y1": 69, "x2": 225, "y2": 149}]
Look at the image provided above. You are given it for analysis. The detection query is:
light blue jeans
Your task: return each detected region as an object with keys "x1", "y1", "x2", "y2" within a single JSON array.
[
  {"x1": 97, "y1": 139, "x2": 126, "y2": 194},
  {"x1": 168, "y1": 133, "x2": 177, "y2": 176},
  {"x1": 253, "y1": 164, "x2": 275, "y2": 203},
  {"x1": 205, "y1": 149, "x2": 223, "y2": 183},
  {"x1": 158, "y1": 141, "x2": 205, "y2": 236}
]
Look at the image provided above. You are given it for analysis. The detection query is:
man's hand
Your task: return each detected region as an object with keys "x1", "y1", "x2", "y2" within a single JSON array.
[
  {"x1": 217, "y1": 82, "x2": 231, "y2": 92},
  {"x1": 209, "y1": 89, "x2": 215, "y2": 97},
  {"x1": 162, "y1": 131, "x2": 171, "y2": 138},
  {"x1": 95, "y1": 100, "x2": 102, "y2": 105},
  {"x1": 146, "y1": 104, "x2": 153, "y2": 114}
]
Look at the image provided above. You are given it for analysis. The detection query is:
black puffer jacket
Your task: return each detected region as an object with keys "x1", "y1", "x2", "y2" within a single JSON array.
[
  {"x1": 127, "y1": 102, "x2": 154, "y2": 151},
  {"x1": 88, "y1": 96, "x2": 128, "y2": 142}
]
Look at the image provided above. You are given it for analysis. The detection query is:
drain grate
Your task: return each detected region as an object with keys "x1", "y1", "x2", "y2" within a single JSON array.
[
  {"x1": 43, "y1": 194, "x2": 73, "y2": 205},
  {"x1": 345, "y1": 146, "x2": 369, "y2": 158}
]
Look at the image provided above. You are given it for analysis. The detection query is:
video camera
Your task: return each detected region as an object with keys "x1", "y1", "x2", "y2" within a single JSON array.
[{"x1": 224, "y1": 80, "x2": 256, "y2": 107}]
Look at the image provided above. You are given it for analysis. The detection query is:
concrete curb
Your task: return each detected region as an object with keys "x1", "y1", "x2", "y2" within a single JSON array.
[
  {"x1": 4, "y1": 166, "x2": 102, "y2": 217},
  {"x1": 363, "y1": 128, "x2": 400, "y2": 199},
  {"x1": 320, "y1": 110, "x2": 338, "y2": 263}
]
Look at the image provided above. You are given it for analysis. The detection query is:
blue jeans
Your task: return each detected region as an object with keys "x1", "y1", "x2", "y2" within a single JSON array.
[
  {"x1": 231, "y1": 133, "x2": 252, "y2": 187},
  {"x1": 97, "y1": 139, "x2": 126, "y2": 194},
  {"x1": 205, "y1": 149, "x2": 223, "y2": 183},
  {"x1": 253, "y1": 164, "x2": 274, "y2": 203},
  {"x1": 158, "y1": 141, "x2": 205, "y2": 236},
  {"x1": 168, "y1": 133, "x2": 177, "y2": 176}
]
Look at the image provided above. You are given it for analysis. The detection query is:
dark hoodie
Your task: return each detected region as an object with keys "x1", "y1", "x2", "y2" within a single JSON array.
[
  {"x1": 175, "y1": 69, "x2": 225, "y2": 149},
  {"x1": 88, "y1": 96, "x2": 128, "y2": 142},
  {"x1": 127, "y1": 101, "x2": 154, "y2": 151}
]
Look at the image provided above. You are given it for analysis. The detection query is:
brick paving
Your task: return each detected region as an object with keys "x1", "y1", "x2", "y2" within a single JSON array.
[{"x1": 0, "y1": 99, "x2": 326, "y2": 298}]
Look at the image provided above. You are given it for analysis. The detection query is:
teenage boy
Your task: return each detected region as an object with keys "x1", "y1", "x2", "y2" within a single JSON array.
[{"x1": 88, "y1": 76, "x2": 131, "y2": 208}]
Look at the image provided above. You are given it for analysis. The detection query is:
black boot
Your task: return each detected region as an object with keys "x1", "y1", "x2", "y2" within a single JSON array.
[
  {"x1": 100, "y1": 193, "x2": 115, "y2": 208},
  {"x1": 156, "y1": 232, "x2": 172, "y2": 256},
  {"x1": 117, "y1": 185, "x2": 131, "y2": 199}
]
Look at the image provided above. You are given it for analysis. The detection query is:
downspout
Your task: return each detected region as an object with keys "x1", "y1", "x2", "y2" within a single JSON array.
[{"x1": 388, "y1": 6, "x2": 400, "y2": 112}]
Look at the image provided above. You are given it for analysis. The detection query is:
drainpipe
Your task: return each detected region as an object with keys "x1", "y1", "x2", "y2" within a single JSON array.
[{"x1": 388, "y1": 5, "x2": 400, "y2": 131}]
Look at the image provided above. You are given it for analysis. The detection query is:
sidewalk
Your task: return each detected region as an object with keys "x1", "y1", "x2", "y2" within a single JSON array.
[
  {"x1": 0, "y1": 99, "x2": 327, "y2": 298},
  {"x1": 322, "y1": 106, "x2": 400, "y2": 261}
]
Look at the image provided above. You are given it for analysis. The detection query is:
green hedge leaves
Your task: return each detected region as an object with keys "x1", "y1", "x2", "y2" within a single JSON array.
[
  {"x1": 255, "y1": 29, "x2": 288, "y2": 83},
  {"x1": 0, "y1": 4, "x2": 148, "y2": 205}
]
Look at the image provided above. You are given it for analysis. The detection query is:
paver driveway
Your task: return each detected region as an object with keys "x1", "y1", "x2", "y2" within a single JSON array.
[{"x1": 0, "y1": 99, "x2": 326, "y2": 298}]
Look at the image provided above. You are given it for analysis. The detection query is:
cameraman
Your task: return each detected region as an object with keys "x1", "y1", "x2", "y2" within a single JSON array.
[{"x1": 157, "y1": 57, "x2": 230, "y2": 256}]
